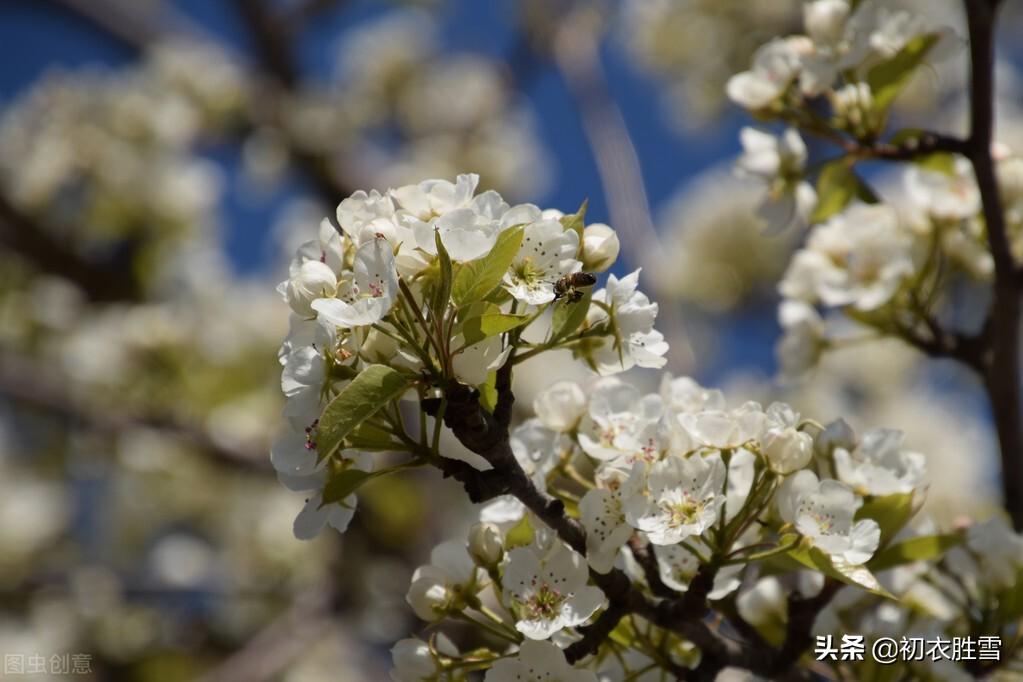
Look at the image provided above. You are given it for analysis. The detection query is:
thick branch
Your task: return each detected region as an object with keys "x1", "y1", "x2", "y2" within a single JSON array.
[{"x1": 963, "y1": 0, "x2": 1023, "y2": 530}]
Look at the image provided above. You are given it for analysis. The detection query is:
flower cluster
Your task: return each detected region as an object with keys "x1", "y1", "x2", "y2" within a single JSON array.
[
  {"x1": 273, "y1": 174, "x2": 662, "y2": 539},
  {"x1": 390, "y1": 371, "x2": 935, "y2": 679}
]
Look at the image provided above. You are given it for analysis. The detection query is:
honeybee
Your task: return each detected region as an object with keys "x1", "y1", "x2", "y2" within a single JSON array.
[{"x1": 553, "y1": 272, "x2": 597, "y2": 303}]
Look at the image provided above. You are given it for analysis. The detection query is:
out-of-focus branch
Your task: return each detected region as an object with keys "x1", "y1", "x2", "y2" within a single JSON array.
[
  {"x1": 0, "y1": 194, "x2": 143, "y2": 302},
  {"x1": 551, "y1": 10, "x2": 694, "y2": 372},
  {"x1": 0, "y1": 352, "x2": 269, "y2": 472},
  {"x1": 962, "y1": 0, "x2": 1023, "y2": 530}
]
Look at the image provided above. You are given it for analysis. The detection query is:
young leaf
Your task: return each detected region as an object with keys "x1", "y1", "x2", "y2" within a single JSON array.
[
  {"x1": 479, "y1": 370, "x2": 498, "y2": 414},
  {"x1": 317, "y1": 364, "x2": 414, "y2": 460},
  {"x1": 550, "y1": 289, "x2": 592, "y2": 343},
  {"x1": 867, "y1": 33, "x2": 940, "y2": 113},
  {"x1": 914, "y1": 152, "x2": 957, "y2": 176},
  {"x1": 322, "y1": 468, "x2": 373, "y2": 506},
  {"x1": 868, "y1": 533, "x2": 962, "y2": 572},
  {"x1": 432, "y1": 229, "x2": 453, "y2": 315},
  {"x1": 856, "y1": 492, "x2": 918, "y2": 548},
  {"x1": 346, "y1": 421, "x2": 405, "y2": 451},
  {"x1": 451, "y1": 226, "x2": 524, "y2": 306},
  {"x1": 462, "y1": 312, "x2": 530, "y2": 346},
  {"x1": 560, "y1": 198, "x2": 589, "y2": 243},
  {"x1": 811, "y1": 160, "x2": 859, "y2": 222},
  {"x1": 505, "y1": 514, "x2": 535, "y2": 549},
  {"x1": 787, "y1": 543, "x2": 894, "y2": 599}
]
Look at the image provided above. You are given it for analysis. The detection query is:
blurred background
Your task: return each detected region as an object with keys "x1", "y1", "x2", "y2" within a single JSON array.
[{"x1": 2, "y1": 0, "x2": 1023, "y2": 680}]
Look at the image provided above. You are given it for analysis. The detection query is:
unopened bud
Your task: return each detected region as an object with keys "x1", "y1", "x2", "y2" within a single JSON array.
[
  {"x1": 285, "y1": 260, "x2": 337, "y2": 316},
  {"x1": 581, "y1": 223, "x2": 620, "y2": 273},
  {"x1": 467, "y1": 522, "x2": 504, "y2": 567}
]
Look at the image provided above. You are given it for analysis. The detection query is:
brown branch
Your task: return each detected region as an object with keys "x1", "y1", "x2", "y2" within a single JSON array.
[{"x1": 962, "y1": 0, "x2": 1023, "y2": 530}]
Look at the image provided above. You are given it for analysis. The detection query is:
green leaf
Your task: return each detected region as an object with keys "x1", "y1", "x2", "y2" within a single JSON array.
[
  {"x1": 915, "y1": 152, "x2": 957, "y2": 176},
  {"x1": 811, "y1": 160, "x2": 859, "y2": 222},
  {"x1": 505, "y1": 514, "x2": 534, "y2": 549},
  {"x1": 787, "y1": 542, "x2": 894, "y2": 599},
  {"x1": 856, "y1": 492, "x2": 919, "y2": 548},
  {"x1": 479, "y1": 370, "x2": 498, "y2": 414},
  {"x1": 462, "y1": 312, "x2": 530, "y2": 347},
  {"x1": 559, "y1": 199, "x2": 589, "y2": 244},
  {"x1": 432, "y1": 229, "x2": 453, "y2": 314},
  {"x1": 550, "y1": 289, "x2": 592, "y2": 343},
  {"x1": 869, "y1": 533, "x2": 962, "y2": 572},
  {"x1": 346, "y1": 421, "x2": 404, "y2": 451},
  {"x1": 451, "y1": 226, "x2": 525, "y2": 306},
  {"x1": 316, "y1": 364, "x2": 414, "y2": 460},
  {"x1": 867, "y1": 33, "x2": 941, "y2": 113},
  {"x1": 322, "y1": 468, "x2": 373, "y2": 506}
]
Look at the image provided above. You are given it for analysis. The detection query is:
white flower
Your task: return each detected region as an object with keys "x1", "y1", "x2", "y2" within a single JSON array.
[
  {"x1": 270, "y1": 426, "x2": 320, "y2": 477},
  {"x1": 390, "y1": 634, "x2": 458, "y2": 682},
  {"x1": 280, "y1": 344, "x2": 327, "y2": 420},
  {"x1": 415, "y1": 206, "x2": 500, "y2": 262},
  {"x1": 312, "y1": 237, "x2": 399, "y2": 328},
  {"x1": 504, "y1": 219, "x2": 581, "y2": 305},
  {"x1": 803, "y1": 0, "x2": 851, "y2": 46},
  {"x1": 586, "y1": 270, "x2": 668, "y2": 375},
  {"x1": 625, "y1": 452, "x2": 728, "y2": 545},
  {"x1": 533, "y1": 380, "x2": 588, "y2": 433},
  {"x1": 580, "y1": 465, "x2": 645, "y2": 573},
  {"x1": 290, "y1": 217, "x2": 345, "y2": 275},
  {"x1": 736, "y1": 127, "x2": 816, "y2": 234},
  {"x1": 833, "y1": 428, "x2": 927, "y2": 495},
  {"x1": 654, "y1": 541, "x2": 742, "y2": 598},
  {"x1": 726, "y1": 37, "x2": 809, "y2": 110},
  {"x1": 407, "y1": 539, "x2": 481, "y2": 622},
  {"x1": 776, "y1": 300, "x2": 825, "y2": 379},
  {"x1": 905, "y1": 157, "x2": 980, "y2": 222},
  {"x1": 659, "y1": 375, "x2": 726, "y2": 413},
  {"x1": 291, "y1": 452, "x2": 372, "y2": 539},
  {"x1": 468, "y1": 522, "x2": 504, "y2": 567},
  {"x1": 779, "y1": 203, "x2": 916, "y2": 311},
  {"x1": 675, "y1": 401, "x2": 766, "y2": 451},
  {"x1": 965, "y1": 516, "x2": 1023, "y2": 590},
  {"x1": 777, "y1": 470, "x2": 880, "y2": 565},
  {"x1": 577, "y1": 379, "x2": 663, "y2": 461},
  {"x1": 281, "y1": 260, "x2": 338, "y2": 316},
  {"x1": 736, "y1": 576, "x2": 788, "y2": 629},
  {"x1": 503, "y1": 540, "x2": 605, "y2": 640},
  {"x1": 337, "y1": 189, "x2": 396, "y2": 236},
  {"x1": 484, "y1": 640, "x2": 597, "y2": 682},
  {"x1": 451, "y1": 333, "x2": 509, "y2": 386},
  {"x1": 510, "y1": 419, "x2": 568, "y2": 478},
  {"x1": 392, "y1": 173, "x2": 479, "y2": 220},
  {"x1": 760, "y1": 403, "x2": 814, "y2": 474},
  {"x1": 580, "y1": 223, "x2": 619, "y2": 272}
]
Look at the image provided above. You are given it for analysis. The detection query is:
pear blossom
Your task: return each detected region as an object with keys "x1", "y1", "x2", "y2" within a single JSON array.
[
  {"x1": 833, "y1": 428, "x2": 927, "y2": 495},
  {"x1": 414, "y1": 206, "x2": 501, "y2": 262},
  {"x1": 779, "y1": 203, "x2": 916, "y2": 311},
  {"x1": 391, "y1": 173, "x2": 479, "y2": 220},
  {"x1": 736, "y1": 127, "x2": 816, "y2": 234},
  {"x1": 654, "y1": 541, "x2": 742, "y2": 598},
  {"x1": 280, "y1": 344, "x2": 329, "y2": 421},
  {"x1": 760, "y1": 403, "x2": 814, "y2": 474},
  {"x1": 504, "y1": 219, "x2": 581, "y2": 305},
  {"x1": 777, "y1": 470, "x2": 880, "y2": 565},
  {"x1": 964, "y1": 516, "x2": 1023, "y2": 590},
  {"x1": 577, "y1": 378, "x2": 663, "y2": 461},
  {"x1": 905, "y1": 157, "x2": 981, "y2": 222},
  {"x1": 736, "y1": 576, "x2": 788, "y2": 630},
  {"x1": 467, "y1": 522, "x2": 503, "y2": 567},
  {"x1": 803, "y1": 0, "x2": 851, "y2": 46},
  {"x1": 726, "y1": 37, "x2": 810, "y2": 110},
  {"x1": 281, "y1": 260, "x2": 338, "y2": 316},
  {"x1": 625, "y1": 452, "x2": 728, "y2": 545},
  {"x1": 659, "y1": 375, "x2": 726, "y2": 413},
  {"x1": 292, "y1": 452, "x2": 372, "y2": 540},
  {"x1": 503, "y1": 539, "x2": 604, "y2": 640},
  {"x1": 579, "y1": 465, "x2": 645, "y2": 573},
  {"x1": 675, "y1": 401, "x2": 766, "y2": 452},
  {"x1": 407, "y1": 539, "x2": 482, "y2": 622},
  {"x1": 509, "y1": 419, "x2": 567, "y2": 479},
  {"x1": 390, "y1": 634, "x2": 459, "y2": 682},
  {"x1": 580, "y1": 223, "x2": 619, "y2": 272},
  {"x1": 776, "y1": 300, "x2": 825, "y2": 379},
  {"x1": 533, "y1": 380, "x2": 588, "y2": 433},
  {"x1": 585, "y1": 270, "x2": 668, "y2": 375},
  {"x1": 312, "y1": 237, "x2": 399, "y2": 328},
  {"x1": 484, "y1": 640, "x2": 597, "y2": 682},
  {"x1": 451, "y1": 333, "x2": 509, "y2": 386}
]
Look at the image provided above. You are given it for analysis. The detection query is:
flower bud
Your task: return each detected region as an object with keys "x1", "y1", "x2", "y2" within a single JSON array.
[
  {"x1": 285, "y1": 260, "x2": 337, "y2": 316},
  {"x1": 581, "y1": 223, "x2": 620, "y2": 272},
  {"x1": 761, "y1": 426, "x2": 813, "y2": 474},
  {"x1": 467, "y1": 522, "x2": 504, "y2": 567},
  {"x1": 406, "y1": 572, "x2": 454, "y2": 622},
  {"x1": 816, "y1": 418, "x2": 856, "y2": 457},
  {"x1": 391, "y1": 639, "x2": 439, "y2": 681},
  {"x1": 533, "y1": 380, "x2": 588, "y2": 433},
  {"x1": 803, "y1": 0, "x2": 850, "y2": 45}
]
